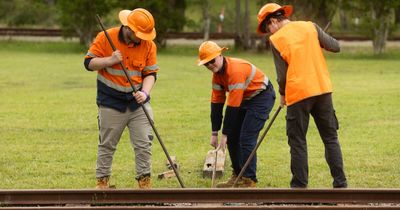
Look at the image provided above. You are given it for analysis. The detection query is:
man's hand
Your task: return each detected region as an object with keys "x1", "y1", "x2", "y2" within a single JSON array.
[
  {"x1": 280, "y1": 95, "x2": 286, "y2": 107},
  {"x1": 216, "y1": 134, "x2": 227, "y2": 153},
  {"x1": 210, "y1": 135, "x2": 218, "y2": 148},
  {"x1": 133, "y1": 91, "x2": 148, "y2": 104},
  {"x1": 110, "y1": 50, "x2": 123, "y2": 65},
  {"x1": 88, "y1": 50, "x2": 123, "y2": 70}
]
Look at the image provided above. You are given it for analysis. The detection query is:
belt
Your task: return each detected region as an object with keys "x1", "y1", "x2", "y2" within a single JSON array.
[{"x1": 245, "y1": 82, "x2": 272, "y2": 100}]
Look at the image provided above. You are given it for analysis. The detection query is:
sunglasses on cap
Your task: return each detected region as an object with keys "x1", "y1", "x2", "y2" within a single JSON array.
[{"x1": 204, "y1": 58, "x2": 216, "y2": 66}]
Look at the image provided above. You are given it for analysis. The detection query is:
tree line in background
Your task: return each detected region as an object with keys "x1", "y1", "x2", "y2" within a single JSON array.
[{"x1": 0, "y1": 0, "x2": 399, "y2": 54}]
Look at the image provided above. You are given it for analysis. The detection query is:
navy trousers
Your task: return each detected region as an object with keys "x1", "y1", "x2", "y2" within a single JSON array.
[{"x1": 227, "y1": 82, "x2": 276, "y2": 182}]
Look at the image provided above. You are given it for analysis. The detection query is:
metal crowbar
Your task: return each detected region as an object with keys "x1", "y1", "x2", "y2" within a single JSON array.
[{"x1": 211, "y1": 146, "x2": 220, "y2": 188}]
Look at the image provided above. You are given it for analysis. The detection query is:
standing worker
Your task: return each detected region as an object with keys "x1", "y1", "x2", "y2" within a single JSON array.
[
  {"x1": 84, "y1": 8, "x2": 158, "y2": 189},
  {"x1": 198, "y1": 41, "x2": 276, "y2": 188},
  {"x1": 256, "y1": 3, "x2": 347, "y2": 188}
]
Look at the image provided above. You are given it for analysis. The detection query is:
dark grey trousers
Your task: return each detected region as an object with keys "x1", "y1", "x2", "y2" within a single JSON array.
[{"x1": 286, "y1": 93, "x2": 347, "y2": 188}]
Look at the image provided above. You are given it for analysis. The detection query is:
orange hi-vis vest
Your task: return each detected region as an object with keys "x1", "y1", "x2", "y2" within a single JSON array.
[
  {"x1": 212, "y1": 57, "x2": 269, "y2": 107},
  {"x1": 270, "y1": 21, "x2": 332, "y2": 106},
  {"x1": 85, "y1": 27, "x2": 158, "y2": 93}
]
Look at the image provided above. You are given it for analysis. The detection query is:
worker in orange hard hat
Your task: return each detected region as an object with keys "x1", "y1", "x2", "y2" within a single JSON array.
[
  {"x1": 257, "y1": 3, "x2": 347, "y2": 188},
  {"x1": 198, "y1": 41, "x2": 276, "y2": 188},
  {"x1": 84, "y1": 8, "x2": 158, "y2": 189},
  {"x1": 256, "y1": 3, "x2": 293, "y2": 35}
]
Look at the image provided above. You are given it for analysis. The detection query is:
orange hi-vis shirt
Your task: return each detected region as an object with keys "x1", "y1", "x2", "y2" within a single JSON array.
[
  {"x1": 211, "y1": 57, "x2": 269, "y2": 107},
  {"x1": 85, "y1": 27, "x2": 158, "y2": 93},
  {"x1": 270, "y1": 21, "x2": 332, "y2": 106}
]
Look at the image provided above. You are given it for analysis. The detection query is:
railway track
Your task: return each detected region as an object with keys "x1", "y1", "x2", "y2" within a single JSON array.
[
  {"x1": 0, "y1": 28, "x2": 62, "y2": 37},
  {"x1": 1, "y1": 28, "x2": 400, "y2": 41},
  {"x1": 1, "y1": 188, "x2": 400, "y2": 209}
]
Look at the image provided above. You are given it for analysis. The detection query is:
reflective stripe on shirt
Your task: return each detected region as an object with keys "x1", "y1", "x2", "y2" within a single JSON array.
[
  {"x1": 97, "y1": 74, "x2": 142, "y2": 93},
  {"x1": 244, "y1": 76, "x2": 269, "y2": 100},
  {"x1": 212, "y1": 84, "x2": 223, "y2": 91},
  {"x1": 245, "y1": 64, "x2": 257, "y2": 89},
  {"x1": 86, "y1": 52, "x2": 97, "y2": 57},
  {"x1": 227, "y1": 64, "x2": 257, "y2": 91},
  {"x1": 105, "y1": 67, "x2": 142, "y2": 77},
  {"x1": 228, "y1": 83, "x2": 244, "y2": 91},
  {"x1": 143, "y1": 64, "x2": 158, "y2": 71}
]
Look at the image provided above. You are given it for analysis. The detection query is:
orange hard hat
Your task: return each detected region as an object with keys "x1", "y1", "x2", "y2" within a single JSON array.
[
  {"x1": 197, "y1": 41, "x2": 228, "y2": 66},
  {"x1": 119, "y1": 10, "x2": 131, "y2": 26},
  {"x1": 119, "y1": 8, "x2": 156, "y2": 41},
  {"x1": 256, "y1": 3, "x2": 293, "y2": 34}
]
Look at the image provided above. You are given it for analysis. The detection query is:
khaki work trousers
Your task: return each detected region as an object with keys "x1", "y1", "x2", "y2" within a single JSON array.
[{"x1": 96, "y1": 103, "x2": 153, "y2": 179}]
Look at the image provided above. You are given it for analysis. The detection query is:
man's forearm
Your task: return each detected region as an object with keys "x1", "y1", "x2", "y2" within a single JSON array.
[
  {"x1": 211, "y1": 103, "x2": 224, "y2": 132},
  {"x1": 315, "y1": 23, "x2": 340, "y2": 53},
  {"x1": 88, "y1": 56, "x2": 116, "y2": 71},
  {"x1": 141, "y1": 74, "x2": 156, "y2": 94}
]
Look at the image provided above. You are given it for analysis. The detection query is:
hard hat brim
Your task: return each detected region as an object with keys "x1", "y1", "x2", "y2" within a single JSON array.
[
  {"x1": 135, "y1": 28, "x2": 157, "y2": 41},
  {"x1": 256, "y1": 5, "x2": 293, "y2": 35},
  {"x1": 123, "y1": 8, "x2": 157, "y2": 41},
  {"x1": 197, "y1": 47, "x2": 228, "y2": 66},
  {"x1": 119, "y1": 10, "x2": 131, "y2": 26},
  {"x1": 121, "y1": 11, "x2": 157, "y2": 40}
]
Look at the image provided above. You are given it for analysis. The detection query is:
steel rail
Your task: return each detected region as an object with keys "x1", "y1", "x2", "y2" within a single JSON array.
[
  {"x1": 2, "y1": 206, "x2": 400, "y2": 210},
  {"x1": 1, "y1": 189, "x2": 400, "y2": 206}
]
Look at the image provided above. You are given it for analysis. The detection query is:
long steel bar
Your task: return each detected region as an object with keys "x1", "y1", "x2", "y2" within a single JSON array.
[
  {"x1": 1, "y1": 189, "x2": 400, "y2": 206},
  {"x1": 211, "y1": 147, "x2": 219, "y2": 188}
]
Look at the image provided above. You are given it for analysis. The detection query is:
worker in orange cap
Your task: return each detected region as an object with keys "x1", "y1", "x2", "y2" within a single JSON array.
[
  {"x1": 84, "y1": 8, "x2": 158, "y2": 189},
  {"x1": 257, "y1": 3, "x2": 347, "y2": 188},
  {"x1": 198, "y1": 41, "x2": 276, "y2": 188}
]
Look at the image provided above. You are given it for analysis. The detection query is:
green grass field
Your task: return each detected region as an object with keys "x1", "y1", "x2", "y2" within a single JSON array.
[{"x1": 0, "y1": 40, "x2": 399, "y2": 189}]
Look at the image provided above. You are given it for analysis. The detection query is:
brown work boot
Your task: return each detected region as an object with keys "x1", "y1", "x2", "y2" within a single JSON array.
[
  {"x1": 216, "y1": 174, "x2": 238, "y2": 188},
  {"x1": 96, "y1": 176, "x2": 110, "y2": 189},
  {"x1": 237, "y1": 177, "x2": 257, "y2": 188},
  {"x1": 138, "y1": 175, "x2": 151, "y2": 189}
]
